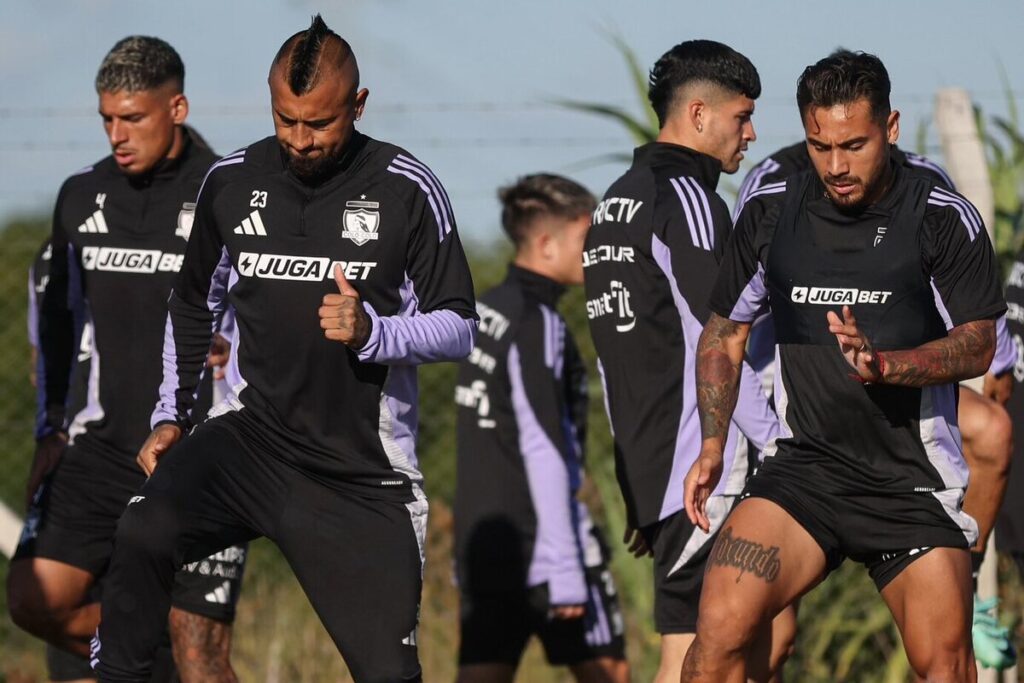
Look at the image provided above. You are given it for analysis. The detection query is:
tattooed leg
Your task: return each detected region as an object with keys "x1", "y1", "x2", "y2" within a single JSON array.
[
  {"x1": 680, "y1": 498, "x2": 826, "y2": 683},
  {"x1": 168, "y1": 607, "x2": 238, "y2": 683}
]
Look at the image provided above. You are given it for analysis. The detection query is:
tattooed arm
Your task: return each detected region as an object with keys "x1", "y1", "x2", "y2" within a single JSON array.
[
  {"x1": 685, "y1": 313, "x2": 751, "y2": 531},
  {"x1": 827, "y1": 305, "x2": 995, "y2": 386}
]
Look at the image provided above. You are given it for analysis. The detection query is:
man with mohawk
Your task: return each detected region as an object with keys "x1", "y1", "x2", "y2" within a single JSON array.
[{"x1": 93, "y1": 15, "x2": 478, "y2": 683}]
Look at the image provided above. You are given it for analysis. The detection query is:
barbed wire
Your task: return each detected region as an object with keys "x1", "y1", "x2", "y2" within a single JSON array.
[{"x1": 0, "y1": 90, "x2": 1021, "y2": 120}]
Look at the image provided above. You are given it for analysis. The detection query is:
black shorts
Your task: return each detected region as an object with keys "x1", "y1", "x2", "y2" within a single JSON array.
[
  {"x1": 641, "y1": 497, "x2": 737, "y2": 634},
  {"x1": 458, "y1": 524, "x2": 625, "y2": 667},
  {"x1": 94, "y1": 415, "x2": 426, "y2": 683},
  {"x1": 14, "y1": 438, "x2": 247, "y2": 623},
  {"x1": 744, "y1": 459, "x2": 976, "y2": 590}
]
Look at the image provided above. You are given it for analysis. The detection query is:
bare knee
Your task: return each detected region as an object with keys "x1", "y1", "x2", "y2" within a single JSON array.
[
  {"x1": 695, "y1": 599, "x2": 763, "y2": 659},
  {"x1": 917, "y1": 650, "x2": 973, "y2": 683},
  {"x1": 6, "y1": 561, "x2": 69, "y2": 635},
  {"x1": 961, "y1": 395, "x2": 1012, "y2": 471}
]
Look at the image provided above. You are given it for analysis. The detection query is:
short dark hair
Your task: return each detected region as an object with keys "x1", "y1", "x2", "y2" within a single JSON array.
[
  {"x1": 498, "y1": 174, "x2": 595, "y2": 246},
  {"x1": 648, "y1": 40, "x2": 761, "y2": 127},
  {"x1": 273, "y1": 14, "x2": 354, "y2": 95},
  {"x1": 797, "y1": 50, "x2": 891, "y2": 123},
  {"x1": 95, "y1": 36, "x2": 184, "y2": 93}
]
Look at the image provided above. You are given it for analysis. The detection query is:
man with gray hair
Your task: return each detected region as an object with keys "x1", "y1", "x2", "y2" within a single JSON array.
[{"x1": 7, "y1": 35, "x2": 246, "y2": 683}]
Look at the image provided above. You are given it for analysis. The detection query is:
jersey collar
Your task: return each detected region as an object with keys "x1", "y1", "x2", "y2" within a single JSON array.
[
  {"x1": 633, "y1": 142, "x2": 722, "y2": 190},
  {"x1": 505, "y1": 264, "x2": 566, "y2": 308}
]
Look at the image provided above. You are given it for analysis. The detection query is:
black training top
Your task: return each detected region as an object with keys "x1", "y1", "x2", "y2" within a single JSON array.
[
  {"x1": 155, "y1": 132, "x2": 477, "y2": 501},
  {"x1": 713, "y1": 162, "x2": 1005, "y2": 496},
  {"x1": 583, "y1": 142, "x2": 778, "y2": 528},
  {"x1": 454, "y1": 265, "x2": 589, "y2": 604},
  {"x1": 38, "y1": 129, "x2": 216, "y2": 459}
]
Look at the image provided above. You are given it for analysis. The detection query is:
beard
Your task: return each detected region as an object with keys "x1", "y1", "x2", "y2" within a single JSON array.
[{"x1": 282, "y1": 145, "x2": 345, "y2": 185}]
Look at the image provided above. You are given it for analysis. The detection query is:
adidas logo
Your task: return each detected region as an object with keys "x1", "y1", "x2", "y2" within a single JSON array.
[
  {"x1": 205, "y1": 580, "x2": 232, "y2": 604},
  {"x1": 233, "y1": 210, "x2": 268, "y2": 236},
  {"x1": 78, "y1": 210, "x2": 109, "y2": 233}
]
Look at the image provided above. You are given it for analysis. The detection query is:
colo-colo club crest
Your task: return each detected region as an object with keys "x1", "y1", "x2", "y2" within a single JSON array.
[
  {"x1": 176, "y1": 202, "x2": 196, "y2": 242},
  {"x1": 342, "y1": 198, "x2": 381, "y2": 246}
]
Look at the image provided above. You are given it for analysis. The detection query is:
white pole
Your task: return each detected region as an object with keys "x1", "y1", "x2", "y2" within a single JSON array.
[{"x1": 935, "y1": 87, "x2": 1013, "y2": 683}]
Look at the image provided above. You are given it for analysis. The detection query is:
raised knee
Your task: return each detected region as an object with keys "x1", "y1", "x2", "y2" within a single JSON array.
[
  {"x1": 114, "y1": 497, "x2": 181, "y2": 561},
  {"x1": 7, "y1": 570, "x2": 57, "y2": 634},
  {"x1": 695, "y1": 599, "x2": 761, "y2": 656}
]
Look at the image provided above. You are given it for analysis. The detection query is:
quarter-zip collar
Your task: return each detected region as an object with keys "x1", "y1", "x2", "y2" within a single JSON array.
[
  {"x1": 632, "y1": 142, "x2": 723, "y2": 190},
  {"x1": 505, "y1": 264, "x2": 566, "y2": 309}
]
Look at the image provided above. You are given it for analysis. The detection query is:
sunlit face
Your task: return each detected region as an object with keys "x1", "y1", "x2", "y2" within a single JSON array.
[
  {"x1": 547, "y1": 214, "x2": 591, "y2": 286},
  {"x1": 99, "y1": 85, "x2": 186, "y2": 176},
  {"x1": 804, "y1": 98, "x2": 899, "y2": 210},
  {"x1": 269, "y1": 65, "x2": 368, "y2": 184},
  {"x1": 699, "y1": 93, "x2": 757, "y2": 173}
]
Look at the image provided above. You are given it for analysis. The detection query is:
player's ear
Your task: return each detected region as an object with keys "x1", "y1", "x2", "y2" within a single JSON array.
[
  {"x1": 886, "y1": 110, "x2": 900, "y2": 145},
  {"x1": 354, "y1": 88, "x2": 369, "y2": 122},
  {"x1": 170, "y1": 94, "x2": 189, "y2": 125}
]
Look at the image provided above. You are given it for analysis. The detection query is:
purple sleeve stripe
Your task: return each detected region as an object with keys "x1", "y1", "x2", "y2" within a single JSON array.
[
  {"x1": 728, "y1": 263, "x2": 769, "y2": 322},
  {"x1": 733, "y1": 360, "x2": 780, "y2": 451},
  {"x1": 989, "y1": 315, "x2": 1015, "y2": 375},
  {"x1": 677, "y1": 177, "x2": 712, "y2": 250},
  {"x1": 218, "y1": 306, "x2": 236, "y2": 338},
  {"x1": 736, "y1": 181, "x2": 786, "y2": 219},
  {"x1": 508, "y1": 343, "x2": 586, "y2": 605},
  {"x1": 930, "y1": 279, "x2": 955, "y2": 330},
  {"x1": 539, "y1": 305, "x2": 565, "y2": 377},
  {"x1": 357, "y1": 305, "x2": 476, "y2": 365},
  {"x1": 928, "y1": 188, "x2": 983, "y2": 240},
  {"x1": 734, "y1": 158, "x2": 781, "y2": 220},
  {"x1": 152, "y1": 312, "x2": 181, "y2": 428},
  {"x1": 682, "y1": 177, "x2": 716, "y2": 249},
  {"x1": 393, "y1": 154, "x2": 456, "y2": 227},
  {"x1": 386, "y1": 165, "x2": 448, "y2": 242},
  {"x1": 27, "y1": 268, "x2": 38, "y2": 347},
  {"x1": 668, "y1": 177, "x2": 705, "y2": 249},
  {"x1": 205, "y1": 248, "x2": 232, "y2": 315},
  {"x1": 906, "y1": 153, "x2": 956, "y2": 190},
  {"x1": 196, "y1": 153, "x2": 245, "y2": 201}
]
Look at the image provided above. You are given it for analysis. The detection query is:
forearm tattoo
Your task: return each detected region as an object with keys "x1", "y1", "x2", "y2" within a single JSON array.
[
  {"x1": 169, "y1": 608, "x2": 238, "y2": 683},
  {"x1": 697, "y1": 314, "x2": 744, "y2": 442},
  {"x1": 883, "y1": 319, "x2": 995, "y2": 387},
  {"x1": 708, "y1": 527, "x2": 781, "y2": 583}
]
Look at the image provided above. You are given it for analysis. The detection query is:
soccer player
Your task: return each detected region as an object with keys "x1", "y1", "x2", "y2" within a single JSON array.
[
  {"x1": 454, "y1": 174, "x2": 628, "y2": 683},
  {"x1": 736, "y1": 137, "x2": 1017, "y2": 669},
  {"x1": 684, "y1": 50, "x2": 1005, "y2": 681},
  {"x1": 7, "y1": 37, "x2": 247, "y2": 683},
  {"x1": 582, "y1": 41, "x2": 785, "y2": 682},
  {"x1": 91, "y1": 15, "x2": 477, "y2": 682}
]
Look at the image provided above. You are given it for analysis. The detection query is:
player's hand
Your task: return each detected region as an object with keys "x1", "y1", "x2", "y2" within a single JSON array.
[
  {"x1": 623, "y1": 526, "x2": 653, "y2": 558},
  {"x1": 319, "y1": 265, "x2": 371, "y2": 349},
  {"x1": 136, "y1": 424, "x2": 182, "y2": 477},
  {"x1": 982, "y1": 371, "x2": 1013, "y2": 406},
  {"x1": 550, "y1": 604, "x2": 585, "y2": 620},
  {"x1": 25, "y1": 432, "x2": 67, "y2": 509},
  {"x1": 684, "y1": 447, "x2": 723, "y2": 532},
  {"x1": 827, "y1": 305, "x2": 882, "y2": 382},
  {"x1": 206, "y1": 333, "x2": 231, "y2": 380}
]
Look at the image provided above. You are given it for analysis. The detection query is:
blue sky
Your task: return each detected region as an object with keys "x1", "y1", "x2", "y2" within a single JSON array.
[{"x1": 1, "y1": 0, "x2": 1021, "y2": 242}]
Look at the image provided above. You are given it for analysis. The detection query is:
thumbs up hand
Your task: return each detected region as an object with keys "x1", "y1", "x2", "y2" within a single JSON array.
[{"x1": 319, "y1": 264, "x2": 371, "y2": 348}]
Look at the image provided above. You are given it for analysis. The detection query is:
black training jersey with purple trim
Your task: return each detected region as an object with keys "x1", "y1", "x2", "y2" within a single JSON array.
[
  {"x1": 154, "y1": 133, "x2": 477, "y2": 499},
  {"x1": 712, "y1": 164, "x2": 1005, "y2": 502},
  {"x1": 37, "y1": 131, "x2": 216, "y2": 457},
  {"x1": 454, "y1": 266, "x2": 589, "y2": 604},
  {"x1": 583, "y1": 142, "x2": 778, "y2": 528}
]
